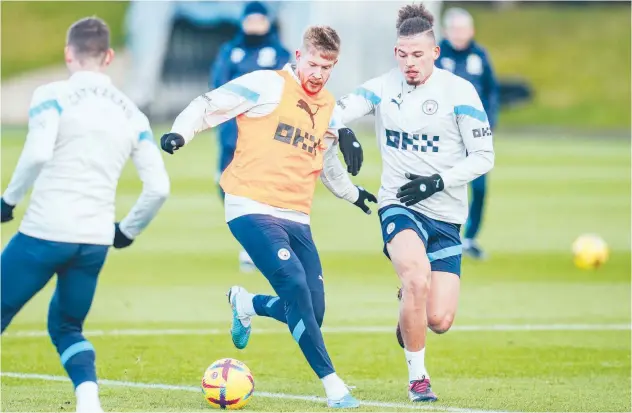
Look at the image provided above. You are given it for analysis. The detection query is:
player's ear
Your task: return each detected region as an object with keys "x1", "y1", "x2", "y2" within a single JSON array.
[
  {"x1": 295, "y1": 49, "x2": 301, "y2": 63},
  {"x1": 432, "y1": 45, "x2": 440, "y2": 60},
  {"x1": 64, "y1": 46, "x2": 73, "y2": 64},
  {"x1": 103, "y1": 48, "x2": 115, "y2": 66}
]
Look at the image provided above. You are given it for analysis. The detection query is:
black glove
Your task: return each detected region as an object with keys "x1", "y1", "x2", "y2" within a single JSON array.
[
  {"x1": 160, "y1": 133, "x2": 185, "y2": 154},
  {"x1": 113, "y1": 223, "x2": 134, "y2": 249},
  {"x1": 353, "y1": 186, "x2": 377, "y2": 215},
  {"x1": 338, "y1": 128, "x2": 363, "y2": 176},
  {"x1": 1, "y1": 198, "x2": 15, "y2": 223},
  {"x1": 396, "y1": 173, "x2": 444, "y2": 206}
]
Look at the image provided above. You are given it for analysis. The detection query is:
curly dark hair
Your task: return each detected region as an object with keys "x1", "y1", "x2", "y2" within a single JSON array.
[{"x1": 396, "y1": 3, "x2": 435, "y2": 38}]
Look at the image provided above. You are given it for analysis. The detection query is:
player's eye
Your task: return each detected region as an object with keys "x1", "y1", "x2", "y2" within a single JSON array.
[{"x1": 414, "y1": 52, "x2": 423, "y2": 57}]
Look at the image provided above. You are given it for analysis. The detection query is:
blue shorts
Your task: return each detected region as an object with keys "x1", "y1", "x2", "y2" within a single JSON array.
[{"x1": 378, "y1": 205, "x2": 463, "y2": 276}]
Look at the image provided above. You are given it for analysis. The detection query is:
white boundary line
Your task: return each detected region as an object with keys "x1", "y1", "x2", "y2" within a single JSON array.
[
  {"x1": 3, "y1": 323, "x2": 630, "y2": 338},
  {"x1": 1, "y1": 372, "x2": 501, "y2": 413}
]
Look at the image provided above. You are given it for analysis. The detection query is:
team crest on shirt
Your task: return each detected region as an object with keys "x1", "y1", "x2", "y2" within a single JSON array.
[
  {"x1": 257, "y1": 47, "x2": 277, "y2": 67},
  {"x1": 466, "y1": 54, "x2": 483, "y2": 75},
  {"x1": 440, "y1": 57, "x2": 455, "y2": 72},
  {"x1": 230, "y1": 48, "x2": 245, "y2": 63},
  {"x1": 278, "y1": 248, "x2": 291, "y2": 261},
  {"x1": 422, "y1": 100, "x2": 439, "y2": 115},
  {"x1": 387, "y1": 222, "x2": 396, "y2": 235}
]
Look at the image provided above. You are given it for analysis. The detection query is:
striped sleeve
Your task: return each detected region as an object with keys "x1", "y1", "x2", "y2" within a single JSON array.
[
  {"x1": 171, "y1": 70, "x2": 282, "y2": 143},
  {"x1": 2, "y1": 84, "x2": 62, "y2": 206}
]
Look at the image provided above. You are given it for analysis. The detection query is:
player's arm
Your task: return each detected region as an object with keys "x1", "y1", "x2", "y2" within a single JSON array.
[
  {"x1": 326, "y1": 105, "x2": 364, "y2": 176},
  {"x1": 1, "y1": 85, "x2": 61, "y2": 223},
  {"x1": 114, "y1": 124, "x2": 170, "y2": 249},
  {"x1": 320, "y1": 137, "x2": 377, "y2": 215},
  {"x1": 160, "y1": 71, "x2": 267, "y2": 154},
  {"x1": 335, "y1": 76, "x2": 384, "y2": 124},
  {"x1": 397, "y1": 82, "x2": 494, "y2": 206}
]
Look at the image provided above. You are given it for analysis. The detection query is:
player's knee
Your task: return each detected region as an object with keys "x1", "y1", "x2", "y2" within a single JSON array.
[
  {"x1": 312, "y1": 298, "x2": 325, "y2": 328},
  {"x1": 428, "y1": 313, "x2": 455, "y2": 334},
  {"x1": 399, "y1": 258, "x2": 431, "y2": 296}
]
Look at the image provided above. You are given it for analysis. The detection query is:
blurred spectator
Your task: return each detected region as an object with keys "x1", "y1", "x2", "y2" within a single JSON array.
[
  {"x1": 211, "y1": 1, "x2": 290, "y2": 196},
  {"x1": 436, "y1": 7, "x2": 499, "y2": 261},
  {"x1": 123, "y1": 1, "x2": 281, "y2": 114},
  {"x1": 210, "y1": 1, "x2": 290, "y2": 273}
]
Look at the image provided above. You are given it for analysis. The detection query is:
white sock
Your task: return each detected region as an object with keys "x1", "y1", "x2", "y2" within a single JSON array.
[
  {"x1": 321, "y1": 373, "x2": 348, "y2": 400},
  {"x1": 240, "y1": 292, "x2": 256, "y2": 318},
  {"x1": 405, "y1": 348, "x2": 428, "y2": 382},
  {"x1": 75, "y1": 381, "x2": 101, "y2": 411}
]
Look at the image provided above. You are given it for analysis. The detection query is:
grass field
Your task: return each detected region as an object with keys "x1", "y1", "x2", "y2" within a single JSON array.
[{"x1": 1, "y1": 127, "x2": 630, "y2": 412}]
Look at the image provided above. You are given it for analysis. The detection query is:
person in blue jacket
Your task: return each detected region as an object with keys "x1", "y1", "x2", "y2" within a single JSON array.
[
  {"x1": 209, "y1": 1, "x2": 290, "y2": 272},
  {"x1": 437, "y1": 7, "x2": 499, "y2": 260}
]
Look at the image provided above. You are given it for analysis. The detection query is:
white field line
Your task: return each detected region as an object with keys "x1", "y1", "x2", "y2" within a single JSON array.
[
  {"x1": 3, "y1": 323, "x2": 630, "y2": 338},
  {"x1": 0, "y1": 372, "x2": 502, "y2": 413}
]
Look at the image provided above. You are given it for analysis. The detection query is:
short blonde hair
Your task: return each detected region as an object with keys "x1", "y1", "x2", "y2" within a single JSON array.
[{"x1": 302, "y1": 25, "x2": 341, "y2": 58}]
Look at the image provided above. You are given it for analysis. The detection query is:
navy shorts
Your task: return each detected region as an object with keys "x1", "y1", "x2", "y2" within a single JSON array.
[
  {"x1": 378, "y1": 205, "x2": 463, "y2": 276},
  {"x1": 227, "y1": 214, "x2": 324, "y2": 293}
]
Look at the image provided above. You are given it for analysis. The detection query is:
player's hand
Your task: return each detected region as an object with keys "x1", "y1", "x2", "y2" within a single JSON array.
[
  {"x1": 160, "y1": 133, "x2": 185, "y2": 155},
  {"x1": 1, "y1": 198, "x2": 15, "y2": 223},
  {"x1": 338, "y1": 128, "x2": 363, "y2": 176},
  {"x1": 113, "y1": 223, "x2": 134, "y2": 249},
  {"x1": 396, "y1": 173, "x2": 444, "y2": 206},
  {"x1": 353, "y1": 186, "x2": 377, "y2": 215}
]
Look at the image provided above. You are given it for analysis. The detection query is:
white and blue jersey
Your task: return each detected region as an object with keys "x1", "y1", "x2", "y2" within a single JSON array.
[
  {"x1": 336, "y1": 66, "x2": 494, "y2": 225},
  {"x1": 336, "y1": 66, "x2": 495, "y2": 274},
  {"x1": 2, "y1": 71, "x2": 170, "y2": 246}
]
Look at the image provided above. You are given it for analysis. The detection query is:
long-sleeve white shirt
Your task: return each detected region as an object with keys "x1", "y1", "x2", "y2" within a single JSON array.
[
  {"x1": 2, "y1": 71, "x2": 170, "y2": 245},
  {"x1": 170, "y1": 63, "x2": 358, "y2": 224},
  {"x1": 337, "y1": 67, "x2": 495, "y2": 224}
]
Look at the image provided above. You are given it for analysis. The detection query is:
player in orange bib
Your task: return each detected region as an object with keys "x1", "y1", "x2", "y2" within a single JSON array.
[{"x1": 160, "y1": 26, "x2": 375, "y2": 408}]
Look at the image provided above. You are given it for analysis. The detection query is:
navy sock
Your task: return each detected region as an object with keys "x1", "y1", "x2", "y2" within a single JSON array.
[{"x1": 56, "y1": 335, "x2": 97, "y2": 388}]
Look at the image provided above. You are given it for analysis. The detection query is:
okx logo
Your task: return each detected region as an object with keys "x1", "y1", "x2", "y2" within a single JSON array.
[
  {"x1": 385, "y1": 129, "x2": 440, "y2": 153},
  {"x1": 274, "y1": 122, "x2": 321, "y2": 156}
]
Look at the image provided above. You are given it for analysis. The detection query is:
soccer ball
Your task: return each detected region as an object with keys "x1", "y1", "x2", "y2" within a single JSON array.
[
  {"x1": 201, "y1": 358, "x2": 254, "y2": 410},
  {"x1": 572, "y1": 234, "x2": 609, "y2": 269}
]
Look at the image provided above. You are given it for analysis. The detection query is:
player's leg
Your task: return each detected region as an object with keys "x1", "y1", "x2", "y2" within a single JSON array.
[
  {"x1": 48, "y1": 244, "x2": 109, "y2": 413},
  {"x1": 227, "y1": 215, "x2": 357, "y2": 407},
  {"x1": 463, "y1": 173, "x2": 487, "y2": 259},
  {"x1": 379, "y1": 206, "x2": 437, "y2": 402},
  {"x1": 289, "y1": 223, "x2": 325, "y2": 328},
  {"x1": 426, "y1": 219, "x2": 462, "y2": 333},
  {"x1": 1, "y1": 233, "x2": 69, "y2": 333},
  {"x1": 234, "y1": 224, "x2": 325, "y2": 326}
]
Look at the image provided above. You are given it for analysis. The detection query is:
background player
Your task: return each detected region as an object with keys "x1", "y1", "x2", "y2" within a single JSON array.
[
  {"x1": 437, "y1": 7, "x2": 499, "y2": 260},
  {"x1": 335, "y1": 3, "x2": 495, "y2": 402},
  {"x1": 0, "y1": 17, "x2": 170, "y2": 413},
  {"x1": 160, "y1": 26, "x2": 372, "y2": 409},
  {"x1": 210, "y1": 1, "x2": 290, "y2": 272}
]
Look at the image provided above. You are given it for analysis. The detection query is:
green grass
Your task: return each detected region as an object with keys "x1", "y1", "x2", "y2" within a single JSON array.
[
  {"x1": 0, "y1": 1, "x2": 129, "y2": 79},
  {"x1": 1, "y1": 128, "x2": 631, "y2": 412}
]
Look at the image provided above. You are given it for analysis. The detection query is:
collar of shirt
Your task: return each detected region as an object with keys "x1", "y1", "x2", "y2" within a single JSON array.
[
  {"x1": 283, "y1": 63, "x2": 302, "y2": 86},
  {"x1": 69, "y1": 71, "x2": 112, "y2": 84}
]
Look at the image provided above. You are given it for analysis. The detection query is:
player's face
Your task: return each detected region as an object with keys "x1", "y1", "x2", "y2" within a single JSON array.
[
  {"x1": 445, "y1": 16, "x2": 474, "y2": 51},
  {"x1": 295, "y1": 47, "x2": 338, "y2": 95},
  {"x1": 395, "y1": 34, "x2": 439, "y2": 86},
  {"x1": 241, "y1": 13, "x2": 270, "y2": 35}
]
